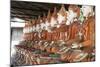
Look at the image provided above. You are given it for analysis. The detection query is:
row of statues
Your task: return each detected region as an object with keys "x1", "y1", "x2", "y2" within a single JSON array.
[
  {"x1": 15, "y1": 4, "x2": 95, "y2": 65},
  {"x1": 23, "y1": 4, "x2": 95, "y2": 49}
]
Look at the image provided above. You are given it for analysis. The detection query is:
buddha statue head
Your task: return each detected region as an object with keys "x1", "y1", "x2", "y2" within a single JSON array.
[{"x1": 66, "y1": 5, "x2": 80, "y2": 25}]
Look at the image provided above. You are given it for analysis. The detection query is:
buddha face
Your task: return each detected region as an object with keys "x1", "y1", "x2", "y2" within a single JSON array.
[
  {"x1": 50, "y1": 17, "x2": 58, "y2": 27},
  {"x1": 45, "y1": 21, "x2": 52, "y2": 32},
  {"x1": 81, "y1": 6, "x2": 93, "y2": 17},
  {"x1": 36, "y1": 24, "x2": 40, "y2": 32},
  {"x1": 32, "y1": 25, "x2": 35, "y2": 32},
  {"x1": 57, "y1": 13, "x2": 66, "y2": 24},
  {"x1": 40, "y1": 22, "x2": 45, "y2": 30},
  {"x1": 66, "y1": 9, "x2": 77, "y2": 25}
]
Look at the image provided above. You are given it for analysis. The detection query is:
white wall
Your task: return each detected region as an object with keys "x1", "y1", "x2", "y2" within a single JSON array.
[{"x1": 11, "y1": 28, "x2": 23, "y2": 56}]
